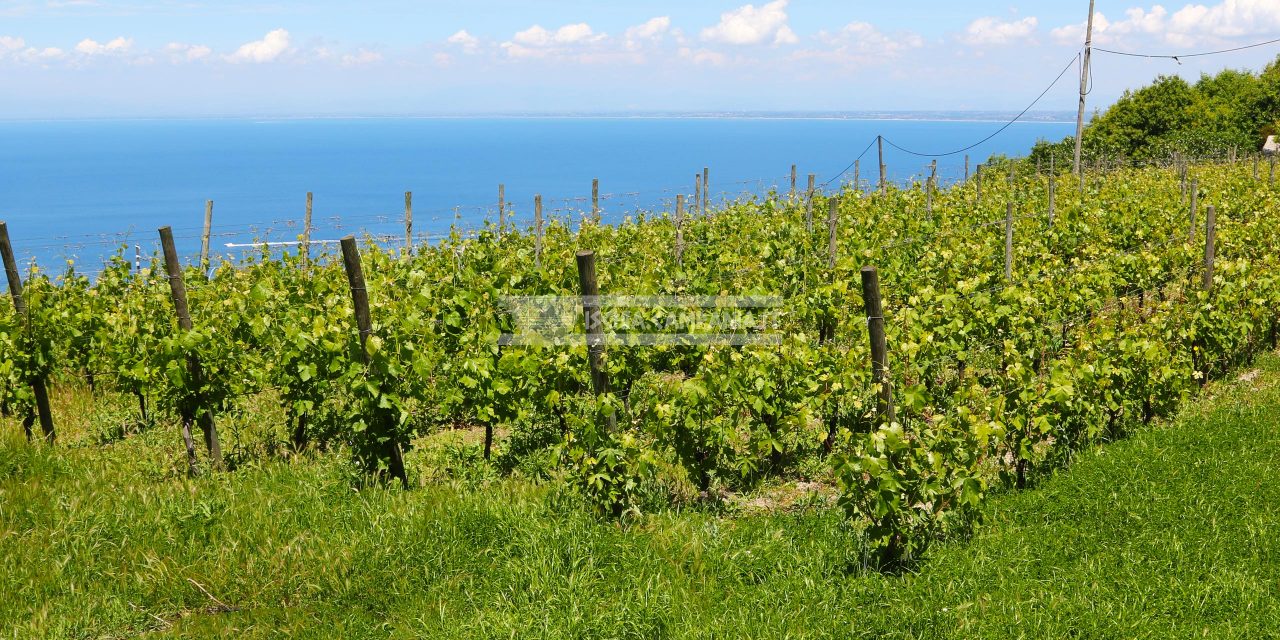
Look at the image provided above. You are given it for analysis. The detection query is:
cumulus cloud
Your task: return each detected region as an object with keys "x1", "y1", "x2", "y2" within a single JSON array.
[
  {"x1": 678, "y1": 47, "x2": 728, "y2": 66},
  {"x1": 792, "y1": 21, "x2": 923, "y2": 65},
  {"x1": 74, "y1": 36, "x2": 132, "y2": 56},
  {"x1": 701, "y1": 0, "x2": 797, "y2": 46},
  {"x1": 960, "y1": 16, "x2": 1039, "y2": 45},
  {"x1": 164, "y1": 42, "x2": 211, "y2": 62},
  {"x1": 226, "y1": 28, "x2": 290, "y2": 63},
  {"x1": 341, "y1": 49, "x2": 382, "y2": 66},
  {"x1": 501, "y1": 23, "x2": 606, "y2": 58},
  {"x1": 0, "y1": 35, "x2": 25, "y2": 54},
  {"x1": 446, "y1": 29, "x2": 480, "y2": 54},
  {"x1": 17, "y1": 46, "x2": 65, "y2": 62},
  {"x1": 624, "y1": 16, "x2": 672, "y2": 50},
  {"x1": 1052, "y1": 1, "x2": 1280, "y2": 47}
]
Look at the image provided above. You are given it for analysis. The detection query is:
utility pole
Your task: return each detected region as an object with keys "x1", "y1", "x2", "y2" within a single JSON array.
[{"x1": 1072, "y1": 0, "x2": 1097, "y2": 177}]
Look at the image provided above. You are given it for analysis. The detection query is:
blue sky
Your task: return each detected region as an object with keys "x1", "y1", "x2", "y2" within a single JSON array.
[{"x1": 1, "y1": 0, "x2": 1278, "y2": 117}]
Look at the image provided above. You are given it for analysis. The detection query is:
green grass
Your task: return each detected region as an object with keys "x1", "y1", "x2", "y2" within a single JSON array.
[{"x1": 3, "y1": 353, "x2": 1280, "y2": 638}]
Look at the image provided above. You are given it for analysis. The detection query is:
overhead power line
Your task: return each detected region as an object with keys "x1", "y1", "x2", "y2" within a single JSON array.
[{"x1": 1094, "y1": 36, "x2": 1280, "y2": 61}]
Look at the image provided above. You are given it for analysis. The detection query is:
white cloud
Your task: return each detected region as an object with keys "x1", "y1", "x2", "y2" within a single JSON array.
[
  {"x1": 163, "y1": 42, "x2": 211, "y2": 62},
  {"x1": 74, "y1": 36, "x2": 132, "y2": 56},
  {"x1": 341, "y1": 49, "x2": 382, "y2": 67},
  {"x1": 960, "y1": 16, "x2": 1039, "y2": 45},
  {"x1": 793, "y1": 22, "x2": 923, "y2": 65},
  {"x1": 501, "y1": 23, "x2": 606, "y2": 59},
  {"x1": 17, "y1": 46, "x2": 65, "y2": 62},
  {"x1": 624, "y1": 17, "x2": 673, "y2": 52},
  {"x1": 226, "y1": 28, "x2": 290, "y2": 63},
  {"x1": 701, "y1": 0, "x2": 796, "y2": 46},
  {"x1": 0, "y1": 35, "x2": 25, "y2": 55},
  {"x1": 1052, "y1": 1, "x2": 1280, "y2": 47},
  {"x1": 446, "y1": 29, "x2": 479, "y2": 54},
  {"x1": 678, "y1": 46, "x2": 728, "y2": 66}
]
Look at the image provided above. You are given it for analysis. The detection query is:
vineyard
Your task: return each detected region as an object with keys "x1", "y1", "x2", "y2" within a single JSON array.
[{"x1": 2, "y1": 158, "x2": 1278, "y2": 567}]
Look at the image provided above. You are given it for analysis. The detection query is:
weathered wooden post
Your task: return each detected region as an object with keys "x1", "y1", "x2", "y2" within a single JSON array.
[
  {"x1": 790, "y1": 164, "x2": 797, "y2": 202},
  {"x1": 339, "y1": 236, "x2": 409, "y2": 487},
  {"x1": 806, "y1": 173, "x2": 816, "y2": 233},
  {"x1": 534, "y1": 195, "x2": 543, "y2": 270},
  {"x1": 861, "y1": 266, "x2": 894, "y2": 427},
  {"x1": 0, "y1": 222, "x2": 54, "y2": 444},
  {"x1": 302, "y1": 192, "x2": 313, "y2": 263},
  {"x1": 575, "y1": 250, "x2": 616, "y2": 432},
  {"x1": 592, "y1": 178, "x2": 600, "y2": 223},
  {"x1": 159, "y1": 225, "x2": 222, "y2": 471},
  {"x1": 694, "y1": 174, "x2": 702, "y2": 216},
  {"x1": 1203, "y1": 205, "x2": 1216, "y2": 292},
  {"x1": 853, "y1": 160, "x2": 861, "y2": 193},
  {"x1": 404, "y1": 191, "x2": 413, "y2": 254},
  {"x1": 878, "y1": 136, "x2": 887, "y2": 195},
  {"x1": 964, "y1": 155, "x2": 970, "y2": 182},
  {"x1": 498, "y1": 184, "x2": 506, "y2": 239},
  {"x1": 675, "y1": 194, "x2": 685, "y2": 266},
  {"x1": 200, "y1": 200, "x2": 213, "y2": 275},
  {"x1": 702, "y1": 167, "x2": 710, "y2": 214}
]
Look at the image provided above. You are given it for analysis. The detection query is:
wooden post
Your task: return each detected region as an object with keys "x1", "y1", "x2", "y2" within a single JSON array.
[
  {"x1": 1004, "y1": 203, "x2": 1014, "y2": 280},
  {"x1": 200, "y1": 200, "x2": 213, "y2": 275},
  {"x1": 302, "y1": 192, "x2": 313, "y2": 263},
  {"x1": 805, "y1": 173, "x2": 816, "y2": 233},
  {"x1": 929, "y1": 160, "x2": 937, "y2": 187},
  {"x1": 0, "y1": 222, "x2": 54, "y2": 444},
  {"x1": 534, "y1": 195, "x2": 543, "y2": 270},
  {"x1": 694, "y1": 174, "x2": 702, "y2": 217},
  {"x1": 790, "y1": 164, "x2": 797, "y2": 202},
  {"x1": 861, "y1": 266, "x2": 894, "y2": 427},
  {"x1": 339, "y1": 235, "x2": 409, "y2": 488},
  {"x1": 498, "y1": 184, "x2": 505, "y2": 239},
  {"x1": 404, "y1": 191, "x2": 413, "y2": 254},
  {"x1": 976, "y1": 164, "x2": 983, "y2": 206},
  {"x1": 964, "y1": 155, "x2": 970, "y2": 182},
  {"x1": 1073, "y1": 0, "x2": 1097, "y2": 177},
  {"x1": 592, "y1": 178, "x2": 600, "y2": 223},
  {"x1": 1203, "y1": 205, "x2": 1216, "y2": 292},
  {"x1": 702, "y1": 167, "x2": 710, "y2": 214},
  {"x1": 675, "y1": 194, "x2": 685, "y2": 266},
  {"x1": 827, "y1": 197, "x2": 838, "y2": 270},
  {"x1": 853, "y1": 160, "x2": 861, "y2": 193},
  {"x1": 159, "y1": 226, "x2": 222, "y2": 470},
  {"x1": 878, "y1": 136, "x2": 886, "y2": 195},
  {"x1": 1189, "y1": 178, "x2": 1199, "y2": 241},
  {"x1": 575, "y1": 250, "x2": 616, "y2": 432}
]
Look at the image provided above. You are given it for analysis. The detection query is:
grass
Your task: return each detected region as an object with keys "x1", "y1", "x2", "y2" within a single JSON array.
[{"x1": 3, "y1": 353, "x2": 1280, "y2": 638}]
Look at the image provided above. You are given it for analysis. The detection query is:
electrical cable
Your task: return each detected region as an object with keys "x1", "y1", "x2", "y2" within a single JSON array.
[{"x1": 1094, "y1": 37, "x2": 1280, "y2": 60}]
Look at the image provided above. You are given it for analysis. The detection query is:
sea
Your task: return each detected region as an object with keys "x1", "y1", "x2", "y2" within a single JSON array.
[{"x1": 0, "y1": 115, "x2": 1075, "y2": 274}]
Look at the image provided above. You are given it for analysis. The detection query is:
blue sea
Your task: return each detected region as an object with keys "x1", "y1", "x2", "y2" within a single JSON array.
[{"x1": 0, "y1": 116, "x2": 1074, "y2": 273}]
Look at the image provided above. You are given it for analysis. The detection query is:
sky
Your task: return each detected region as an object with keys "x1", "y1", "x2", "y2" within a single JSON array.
[{"x1": 0, "y1": 0, "x2": 1278, "y2": 118}]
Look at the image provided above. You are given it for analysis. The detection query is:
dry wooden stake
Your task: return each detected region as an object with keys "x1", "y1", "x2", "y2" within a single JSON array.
[
  {"x1": 0, "y1": 222, "x2": 54, "y2": 444},
  {"x1": 575, "y1": 250, "x2": 616, "y2": 432},
  {"x1": 302, "y1": 192, "x2": 313, "y2": 263},
  {"x1": 805, "y1": 173, "x2": 816, "y2": 232},
  {"x1": 200, "y1": 200, "x2": 213, "y2": 275},
  {"x1": 790, "y1": 164, "x2": 797, "y2": 202},
  {"x1": 964, "y1": 155, "x2": 970, "y2": 182},
  {"x1": 878, "y1": 136, "x2": 887, "y2": 195},
  {"x1": 675, "y1": 194, "x2": 685, "y2": 266},
  {"x1": 404, "y1": 191, "x2": 413, "y2": 254},
  {"x1": 498, "y1": 184, "x2": 505, "y2": 239},
  {"x1": 1203, "y1": 205, "x2": 1216, "y2": 292},
  {"x1": 694, "y1": 174, "x2": 702, "y2": 216},
  {"x1": 702, "y1": 167, "x2": 709, "y2": 214},
  {"x1": 534, "y1": 195, "x2": 543, "y2": 270},
  {"x1": 861, "y1": 266, "x2": 894, "y2": 427},
  {"x1": 339, "y1": 235, "x2": 409, "y2": 488},
  {"x1": 159, "y1": 225, "x2": 222, "y2": 471},
  {"x1": 854, "y1": 160, "x2": 861, "y2": 193},
  {"x1": 592, "y1": 178, "x2": 600, "y2": 223}
]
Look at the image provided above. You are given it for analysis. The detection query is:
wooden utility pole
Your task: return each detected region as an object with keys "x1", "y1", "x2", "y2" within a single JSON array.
[
  {"x1": 1073, "y1": 0, "x2": 1097, "y2": 177},
  {"x1": 0, "y1": 222, "x2": 54, "y2": 444}
]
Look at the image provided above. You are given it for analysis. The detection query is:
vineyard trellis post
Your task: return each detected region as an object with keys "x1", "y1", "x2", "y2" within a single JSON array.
[
  {"x1": 592, "y1": 178, "x2": 600, "y2": 223},
  {"x1": 0, "y1": 222, "x2": 55, "y2": 444},
  {"x1": 200, "y1": 200, "x2": 213, "y2": 275},
  {"x1": 1189, "y1": 178, "x2": 1199, "y2": 241},
  {"x1": 404, "y1": 191, "x2": 413, "y2": 255},
  {"x1": 1203, "y1": 205, "x2": 1216, "y2": 292},
  {"x1": 1005, "y1": 202, "x2": 1014, "y2": 280},
  {"x1": 498, "y1": 184, "x2": 506, "y2": 239},
  {"x1": 861, "y1": 266, "x2": 894, "y2": 427},
  {"x1": 575, "y1": 250, "x2": 616, "y2": 432},
  {"x1": 675, "y1": 194, "x2": 685, "y2": 266},
  {"x1": 302, "y1": 192, "x2": 313, "y2": 264},
  {"x1": 854, "y1": 160, "x2": 861, "y2": 193},
  {"x1": 790, "y1": 164, "x2": 797, "y2": 202},
  {"x1": 878, "y1": 136, "x2": 887, "y2": 195},
  {"x1": 339, "y1": 235, "x2": 410, "y2": 488},
  {"x1": 159, "y1": 225, "x2": 222, "y2": 472},
  {"x1": 964, "y1": 155, "x2": 970, "y2": 182},
  {"x1": 702, "y1": 167, "x2": 709, "y2": 214},
  {"x1": 695, "y1": 174, "x2": 702, "y2": 217},
  {"x1": 806, "y1": 173, "x2": 815, "y2": 232},
  {"x1": 535, "y1": 195, "x2": 543, "y2": 270}
]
